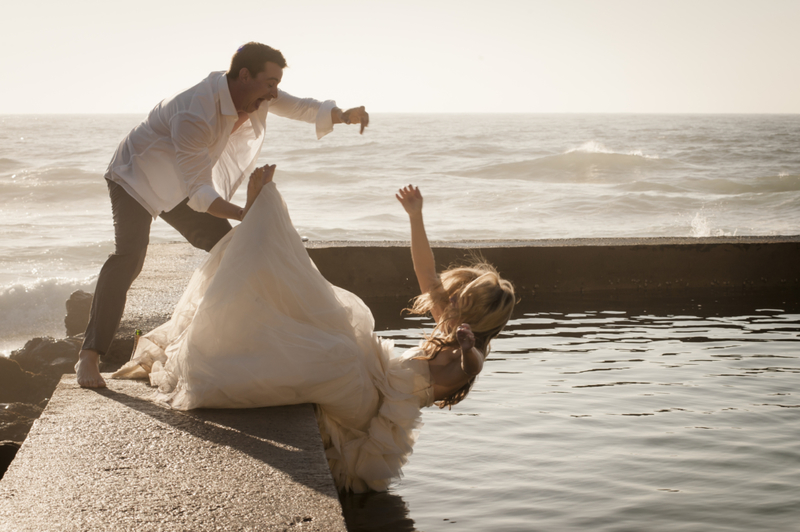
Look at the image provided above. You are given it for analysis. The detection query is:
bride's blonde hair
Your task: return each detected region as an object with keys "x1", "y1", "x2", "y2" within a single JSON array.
[{"x1": 407, "y1": 261, "x2": 516, "y2": 408}]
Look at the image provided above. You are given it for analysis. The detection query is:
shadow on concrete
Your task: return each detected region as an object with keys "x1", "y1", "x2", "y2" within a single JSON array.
[
  {"x1": 93, "y1": 383, "x2": 426, "y2": 531},
  {"x1": 95, "y1": 383, "x2": 335, "y2": 496}
]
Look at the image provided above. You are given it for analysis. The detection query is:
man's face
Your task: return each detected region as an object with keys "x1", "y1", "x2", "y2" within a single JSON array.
[{"x1": 241, "y1": 61, "x2": 283, "y2": 113}]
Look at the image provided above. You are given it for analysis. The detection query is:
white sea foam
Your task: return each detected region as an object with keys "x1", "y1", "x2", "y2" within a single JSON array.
[
  {"x1": 690, "y1": 211, "x2": 713, "y2": 237},
  {"x1": 568, "y1": 140, "x2": 660, "y2": 159},
  {"x1": 0, "y1": 277, "x2": 96, "y2": 356},
  {"x1": 689, "y1": 210, "x2": 735, "y2": 238},
  {"x1": 568, "y1": 140, "x2": 615, "y2": 154}
]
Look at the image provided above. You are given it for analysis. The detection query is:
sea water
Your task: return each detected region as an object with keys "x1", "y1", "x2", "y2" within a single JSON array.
[
  {"x1": 1, "y1": 113, "x2": 798, "y2": 353},
  {"x1": 341, "y1": 295, "x2": 800, "y2": 532},
  {"x1": 2, "y1": 113, "x2": 799, "y2": 531}
]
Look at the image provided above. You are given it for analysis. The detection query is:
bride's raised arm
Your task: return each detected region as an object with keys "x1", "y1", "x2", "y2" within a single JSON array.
[{"x1": 395, "y1": 185, "x2": 445, "y2": 323}]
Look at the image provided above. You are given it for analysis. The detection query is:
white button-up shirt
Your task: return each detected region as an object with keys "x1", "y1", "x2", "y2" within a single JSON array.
[{"x1": 106, "y1": 71, "x2": 336, "y2": 217}]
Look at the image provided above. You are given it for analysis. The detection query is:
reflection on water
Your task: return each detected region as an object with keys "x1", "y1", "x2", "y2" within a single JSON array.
[
  {"x1": 356, "y1": 294, "x2": 800, "y2": 532},
  {"x1": 339, "y1": 490, "x2": 416, "y2": 532}
]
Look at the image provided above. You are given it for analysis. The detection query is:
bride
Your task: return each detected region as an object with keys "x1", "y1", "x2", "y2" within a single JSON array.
[{"x1": 113, "y1": 164, "x2": 516, "y2": 492}]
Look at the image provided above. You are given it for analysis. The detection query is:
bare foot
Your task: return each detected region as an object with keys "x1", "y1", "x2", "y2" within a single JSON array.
[{"x1": 75, "y1": 349, "x2": 106, "y2": 388}]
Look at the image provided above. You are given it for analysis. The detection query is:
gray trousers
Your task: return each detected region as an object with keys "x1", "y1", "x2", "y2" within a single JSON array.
[{"x1": 82, "y1": 180, "x2": 232, "y2": 355}]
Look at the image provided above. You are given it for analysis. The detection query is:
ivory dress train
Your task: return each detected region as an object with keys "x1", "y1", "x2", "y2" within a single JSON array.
[{"x1": 113, "y1": 182, "x2": 434, "y2": 492}]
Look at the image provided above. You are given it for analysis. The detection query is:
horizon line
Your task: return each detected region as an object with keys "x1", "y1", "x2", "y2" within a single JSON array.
[{"x1": 2, "y1": 111, "x2": 799, "y2": 117}]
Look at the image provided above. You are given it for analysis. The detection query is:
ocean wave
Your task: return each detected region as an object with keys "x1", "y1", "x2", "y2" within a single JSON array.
[
  {"x1": 0, "y1": 157, "x2": 26, "y2": 172},
  {"x1": 461, "y1": 153, "x2": 669, "y2": 181},
  {"x1": 0, "y1": 238, "x2": 113, "y2": 270},
  {"x1": 749, "y1": 173, "x2": 800, "y2": 193},
  {"x1": 426, "y1": 145, "x2": 520, "y2": 159},
  {"x1": 613, "y1": 181, "x2": 685, "y2": 194},
  {"x1": 454, "y1": 141, "x2": 673, "y2": 182},
  {"x1": 24, "y1": 165, "x2": 104, "y2": 182},
  {"x1": 0, "y1": 277, "x2": 97, "y2": 355},
  {"x1": 566, "y1": 140, "x2": 660, "y2": 159},
  {"x1": 273, "y1": 168, "x2": 364, "y2": 184},
  {"x1": 688, "y1": 174, "x2": 800, "y2": 195},
  {"x1": 0, "y1": 167, "x2": 108, "y2": 202},
  {"x1": 282, "y1": 140, "x2": 381, "y2": 158}
]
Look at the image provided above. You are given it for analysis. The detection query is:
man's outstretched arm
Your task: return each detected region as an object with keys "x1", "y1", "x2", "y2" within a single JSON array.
[
  {"x1": 268, "y1": 90, "x2": 369, "y2": 138},
  {"x1": 331, "y1": 106, "x2": 370, "y2": 134}
]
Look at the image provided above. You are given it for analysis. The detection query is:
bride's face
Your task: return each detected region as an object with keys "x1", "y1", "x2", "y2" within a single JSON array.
[{"x1": 240, "y1": 61, "x2": 283, "y2": 114}]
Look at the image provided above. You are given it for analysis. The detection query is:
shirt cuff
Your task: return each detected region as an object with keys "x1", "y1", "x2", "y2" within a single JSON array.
[
  {"x1": 316, "y1": 100, "x2": 337, "y2": 139},
  {"x1": 187, "y1": 184, "x2": 221, "y2": 212}
]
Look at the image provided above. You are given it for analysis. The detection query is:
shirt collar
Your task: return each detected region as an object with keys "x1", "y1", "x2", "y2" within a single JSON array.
[{"x1": 217, "y1": 72, "x2": 238, "y2": 118}]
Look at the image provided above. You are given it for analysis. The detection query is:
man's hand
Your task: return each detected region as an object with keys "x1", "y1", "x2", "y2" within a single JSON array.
[
  {"x1": 244, "y1": 164, "x2": 276, "y2": 219},
  {"x1": 336, "y1": 106, "x2": 370, "y2": 134}
]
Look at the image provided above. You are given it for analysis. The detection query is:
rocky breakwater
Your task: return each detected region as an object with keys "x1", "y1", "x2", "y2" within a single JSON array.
[
  {"x1": 0, "y1": 290, "x2": 114, "y2": 478},
  {"x1": 1, "y1": 243, "x2": 208, "y2": 479}
]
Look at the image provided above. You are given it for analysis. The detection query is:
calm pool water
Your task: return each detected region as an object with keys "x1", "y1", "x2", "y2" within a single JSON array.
[{"x1": 342, "y1": 294, "x2": 800, "y2": 532}]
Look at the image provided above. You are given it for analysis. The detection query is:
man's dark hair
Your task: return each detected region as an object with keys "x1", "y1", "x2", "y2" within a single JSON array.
[{"x1": 227, "y1": 42, "x2": 287, "y2": 79}]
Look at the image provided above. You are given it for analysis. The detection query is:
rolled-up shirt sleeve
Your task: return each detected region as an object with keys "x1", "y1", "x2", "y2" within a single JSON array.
[
  {"x1": 268, "y1": 90, "x2": 337, "y2": 139},
  {"x1": 171, "y1": 113, "x2": 222, "y2": 212}
]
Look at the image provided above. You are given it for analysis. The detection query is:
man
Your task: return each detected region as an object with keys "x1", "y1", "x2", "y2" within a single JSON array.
[{"x1": 76, "y1": 42, "x2": 369, "y2": 388}]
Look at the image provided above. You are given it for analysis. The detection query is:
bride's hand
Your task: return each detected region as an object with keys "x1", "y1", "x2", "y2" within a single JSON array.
[
  {"x1": 395, "y1": 185, "x2": 423, "y2": 216},
  {"x1": 456, "y1": 323, "x2": 475, "y2": 352},
  {"x1": 244, "y1": 164, "x2": 276, "y2": 218}
]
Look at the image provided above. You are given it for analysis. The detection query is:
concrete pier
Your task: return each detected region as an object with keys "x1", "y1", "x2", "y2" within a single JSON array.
[{"x1": 0, "y1": 377, "x2": 346, "y2": 531}]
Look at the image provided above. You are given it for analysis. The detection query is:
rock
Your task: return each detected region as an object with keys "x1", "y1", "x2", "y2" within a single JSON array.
[
  {"x1": 10, "y1": 331, "x2": 134, "y2": 378},
  {"x1": 102, "y1": 337, "x2": 135, "y2": 372},
  {"x1": 10, "y1": 336, "x2": 82, "y2": 377},
  {"x1": 65, "y1": 290, "x2": 93, "y2": 337},
  {"x1": 0, "y1": 403, "x2": 43, "y2": 442},
  {"x1": 0, "y1": 440, "x2": 21, "y2": 480},
  {"x1": 0, "y1": 357, "x2": 58, "y2": 405}
]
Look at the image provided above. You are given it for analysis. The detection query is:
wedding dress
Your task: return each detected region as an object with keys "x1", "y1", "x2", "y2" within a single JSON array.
[{"x1": 113, "y1": 182, "x2": 434, "y2": 492}]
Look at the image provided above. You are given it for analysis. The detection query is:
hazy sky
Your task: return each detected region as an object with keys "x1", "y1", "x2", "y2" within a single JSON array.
[{"x1": 3, "y1": 0, "x2": 799, "y2": 114}]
